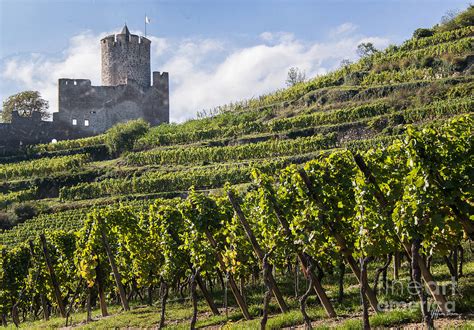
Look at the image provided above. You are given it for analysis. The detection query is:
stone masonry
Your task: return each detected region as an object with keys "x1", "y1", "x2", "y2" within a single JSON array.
[
  {"x1": 0, "y1": 24, "x2": 169, "y2": 154},
  {"x1": 101, "y1": 25, "x2": 151, "y2": 88}
]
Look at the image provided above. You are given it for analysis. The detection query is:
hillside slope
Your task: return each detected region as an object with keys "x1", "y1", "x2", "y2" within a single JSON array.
[
  {"x1": 0, "y1": 7, "x2": 473, "y2": 330},
  {"x1": 1, "y1": 15, "x2": 472, "y2": 243}
]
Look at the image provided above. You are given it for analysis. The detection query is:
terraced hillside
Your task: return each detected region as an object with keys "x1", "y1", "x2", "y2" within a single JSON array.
[
  {"x1": 0, "y1": 8, "x2": 473, "y2": 329},
  {"x1": 1, "y1": 23, "x2": 473, "y2": 243}
]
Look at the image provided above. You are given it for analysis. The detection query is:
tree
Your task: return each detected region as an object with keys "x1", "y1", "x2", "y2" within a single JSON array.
[
  {"x1": 356, "y1": 42, "x2": 378, "y2": 58},
  {"x1": 441, "y1": 9, "x2": 460, "y2": 25},
  {"x1": 436, "y1": 6, "x2": 473, "y2": 32},
  {"x1": 1, "y1": 91, "x2": 50, "y2": 123},
  {"x1": 286, "y1": 67, "x2": 306, "y2": 87}
]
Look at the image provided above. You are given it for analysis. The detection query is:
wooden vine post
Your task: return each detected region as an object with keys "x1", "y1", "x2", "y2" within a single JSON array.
[
  {"x1": 98, "y1": 224, "x2": 130, "y2": 311},
  {"x1": 190, "y1": 268, "x2": 199, "y2": 330},
  {"x1": 194, "y1": 271, "x2": 220, "y2": 316},
  {"x1": 412, "y1": 238, "x2": 433, "y2": 327},
  {"x1": 352, "y1": 153, "x2": 449, "y2": 314},
  {"x1": 360, "y1": 257, "x2": 371, "y2": 330},
  {"x1": 159, "y1": 281, "x2": 168, "y2": 329},
  {"x1": 86, "y1": 287, "x2": 92, "y2": 322},
  {"x1": 204, "y1": 229, "x2": 252, "y2": 320},
  {"x1": 39, "y1": 234, "x2": 67, "y2": 318},
  {"x1": 40, "y1": 295, "x2": 50, "y2": 321},
  {"x1": 260, "y1": 252, "x2": 273, "y2": 330},
  {"x1": 265, "y1": 191, "x2": 337, "y2": 318},
  {"x1": 393, "y1": 251, "x2": 400, "y2": 280},
  {"x1": 298, "y1": 169, "x2": 380, "y2": 313},
  {"x1": 95, "y1": 261, "x2": 108, "y2": 316},
  {"x1": 299, "y1": 255, "x2": 314, "y2": 330},
  {"x1": 227, "y1": 190, "x2": 289, "y2": 313}
]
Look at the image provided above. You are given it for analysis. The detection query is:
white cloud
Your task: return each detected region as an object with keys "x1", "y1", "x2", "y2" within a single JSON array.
[
  {"x1": 330, "y1": 22, "x2": 358, "y2": 37},
  {"x1": 259, "y1": 31, "x2": 295, "y2": 44},
  {"x1": 164, "y1": 35, "x2": 390, "y2": 122},
  {"x1": 356, "y1": 36, "x2": 390, "y2": 50},
  {"x1": 149, "y1": 37, "x2": 169, "y2": 58},
  {"x1": 1, "y1": 27, "x2": 390, "y2": 123},
  {"x1": 2, "y1": 31, "x2": 103, "y2": 116},
  {"x1": 259, "y1": 32, "x2": 274, "y2": 42}
]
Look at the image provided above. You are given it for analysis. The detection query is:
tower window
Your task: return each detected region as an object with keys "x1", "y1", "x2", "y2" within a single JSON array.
[
  {"x1": 72, "y1": 119, "x2": 77, "y2": 126},
  {"x1": 84, "y1": 119, "x2": 90, "y2": 127}
]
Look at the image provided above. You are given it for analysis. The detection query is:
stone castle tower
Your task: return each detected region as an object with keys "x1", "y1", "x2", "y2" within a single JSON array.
[
  {"x1": 1, "y1": 24, "x2": 170, "y2": 153},
  {"x1": 51, "y1": 24, "x2": 169, "y2": 137},
  {"x1": 101, "y1": 25, "x2": 151, "y2": 88}
]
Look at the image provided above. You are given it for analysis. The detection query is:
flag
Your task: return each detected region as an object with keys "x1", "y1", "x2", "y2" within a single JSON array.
[{"x1": 145, "y1": 16, "x2": 151, "y2": 24}]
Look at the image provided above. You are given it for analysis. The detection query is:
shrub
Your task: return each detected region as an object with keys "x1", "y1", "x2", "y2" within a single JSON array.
[
  {"x1": 388, "y1": 89, "x2": 412, "y2": 110},
  {"x1": 440, "y1": 54, "x2": 468, "y2": 74},
  {"x1": 450, "y1": 57, "x2": 468, "y2": 72},
  {"x1": 420, "y1": 56, "x2": 436, "y2": 68},
  {"x1": 422, "y1": 56, "x2": 443, "y2": 69},
  {"x1": 373, "y1": 62, "x2": 391, "y2": 74},
  {"x1": 344, "y1": 71, "x2": 368, "y2": 85},
  {"x1": 413, "y1": 28, "x2": 434, "y2": 39},
  {"x1": 368, "y1": 117, "x2": 388, "y2": 132},
  {"x1": 104, "y1": 119, "x2": 150, "y2": 156},
  {"x1": 384, "y1": 44, "x2": 399, "y2": 53},
  {"x1": 14, "y1": 203, "x2": 39, "y2": 223},
  {"x1": 415, "y1": 82, "x2": 447, "y2": 106},
  {"x1": 400, "y1": 58, "x2": 413, "y2": 69},
  {"x1": 0, "y1": 212, "x2": 14, "y2": 230}
]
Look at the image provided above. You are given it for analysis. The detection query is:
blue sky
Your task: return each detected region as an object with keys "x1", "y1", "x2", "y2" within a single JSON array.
[{"x1": 0, "y1": 0, "x2": 470, "y2": 122}]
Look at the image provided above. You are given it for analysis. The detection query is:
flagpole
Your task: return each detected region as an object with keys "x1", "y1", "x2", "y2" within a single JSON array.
[{"x1": 145, "y1": 13, "x2": 147, "y2": 37}]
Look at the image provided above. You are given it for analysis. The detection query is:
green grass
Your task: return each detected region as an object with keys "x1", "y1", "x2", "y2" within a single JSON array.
[{"x1": 9, "y1": 258, "x2": 474, "y2": 329}]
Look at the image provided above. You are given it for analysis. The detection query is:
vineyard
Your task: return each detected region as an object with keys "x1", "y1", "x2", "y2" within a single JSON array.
[{"x1": 0, "y1": 8, "x2": 473, "y2": 329}]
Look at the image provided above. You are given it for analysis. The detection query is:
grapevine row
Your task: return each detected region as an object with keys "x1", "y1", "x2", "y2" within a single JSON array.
[
  {"x1": 126, "y1": 133, "x2": 337, "y2": 166},
  {"x1": 137, "y1": 91, "x2": 472, "y2": 149},
  {"x1": 0, "y1": 154, "x2": 90, "y2": 181},
  {"x1": 1, "y1": 114, "x2": 471, "y2": 328}
]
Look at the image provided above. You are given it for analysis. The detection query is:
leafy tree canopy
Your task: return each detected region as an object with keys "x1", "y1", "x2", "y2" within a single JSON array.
[
  {"x1": 436, "y1": 5, "x2": 474, "y2": 32},
  {"x1": 412, "y1": 28, "x2": 434, "y2": 39},
  {"x1": 1, "y1": 90, "x2": 50, "y2": 123},
  {"x1": 356, "y1": 42, "x2": 379, "y2": 58},
  {"x1": 286, "y1": 67, "x2": 306, "y2": 87}
]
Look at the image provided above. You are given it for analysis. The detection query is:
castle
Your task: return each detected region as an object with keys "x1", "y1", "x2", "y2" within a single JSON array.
[{"x1": 0, "y1": 25, "x2": 169, "y2": 154}]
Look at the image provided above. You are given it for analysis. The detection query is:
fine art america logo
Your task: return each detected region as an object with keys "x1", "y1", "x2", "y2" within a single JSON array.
[{"x1": 377, "y1": 277, "x2": 457, "y2": 316}]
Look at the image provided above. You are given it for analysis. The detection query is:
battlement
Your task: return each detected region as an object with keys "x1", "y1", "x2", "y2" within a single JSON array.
[
  {"x1": 101, "y1": 25, "x2": 151, "y2": 88},
  {"x1": 101, "y1": 35, "x2": 116, "y2": 46},
  {"x1": 11, "y1": 110, "x2": 42, "y2": 123},
  {"x1": 0, "y1": 23, "x2": 169, "y2": 153},
  {"x1": 153, "y1": 72, "x2": 169, "y2": 89},
  {"x1": 100, "y1": 34, "x2": 151, "y2": 47},
  {"x1": 58, "y1": 79, "x2": 92, "y2": 87}
]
